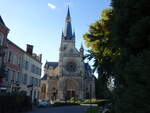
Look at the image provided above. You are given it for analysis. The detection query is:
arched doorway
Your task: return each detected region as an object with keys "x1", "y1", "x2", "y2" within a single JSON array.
[
  {"x1": 51, "y1": 87, "x2": 57, "y2": 101},
  {"x1": 65, "y1": 79, "x2": 79, "y2": 100}
]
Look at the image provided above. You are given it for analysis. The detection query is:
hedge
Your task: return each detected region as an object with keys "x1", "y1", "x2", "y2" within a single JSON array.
[{"x1": 0, "y1": 92, "x2": 32, "y2": 113}]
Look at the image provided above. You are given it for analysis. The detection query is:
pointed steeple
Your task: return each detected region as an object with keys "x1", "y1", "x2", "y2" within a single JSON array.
[
  {"x1": 66, "y1": 7, "x2": 71, "y2": 22},
  {"x1": 64, "y1": 6, "x2": 73, "y2": 40}
]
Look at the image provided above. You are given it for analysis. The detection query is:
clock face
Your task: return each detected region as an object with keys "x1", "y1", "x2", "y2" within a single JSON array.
[{"x1": 65, "y1": 61, "x2": 77, "y2": 72}]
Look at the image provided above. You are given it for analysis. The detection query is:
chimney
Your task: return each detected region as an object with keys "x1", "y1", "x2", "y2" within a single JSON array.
[
  {"x1": 39, "y1": 54, "x2": 42, "y2": 62},
  {"x1": 26, "y1": 44, "x2": 33, "y2": 55}
]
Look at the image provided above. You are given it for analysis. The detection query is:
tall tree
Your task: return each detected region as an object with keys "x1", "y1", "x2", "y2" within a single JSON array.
[
  {"x1": 83, "y1": 8, "x2": 119, "y2": 98},
  {"x1": 111, "y1": 0, "x2": 150, "y2": 113}
]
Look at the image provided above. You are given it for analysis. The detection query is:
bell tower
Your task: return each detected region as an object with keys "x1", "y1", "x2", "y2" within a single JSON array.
[
  {"x1": 58, "y1": 7, "x2": 85, "y2": 100},
  {"x1": 59, "y1": 7, "x2": 77, "y2": 76}
]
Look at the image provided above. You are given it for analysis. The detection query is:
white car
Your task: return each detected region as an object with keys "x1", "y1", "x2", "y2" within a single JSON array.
[{"x1": 38, "y1": 100, "x2": 50, "y2": 107}]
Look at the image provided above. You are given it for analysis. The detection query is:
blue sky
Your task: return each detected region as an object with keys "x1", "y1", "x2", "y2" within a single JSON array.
[{"x1": 0, "y1": 0, "x2": 111, "y2": 76}]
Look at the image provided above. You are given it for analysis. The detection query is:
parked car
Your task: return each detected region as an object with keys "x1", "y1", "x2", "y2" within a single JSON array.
[{"x1": 37, "y1": 99, "x2": 50, "y2": 107}]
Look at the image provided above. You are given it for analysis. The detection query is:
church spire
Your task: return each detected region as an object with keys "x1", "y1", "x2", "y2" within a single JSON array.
[
  {"x1": 64, "y1": 6, "x2": 73, "y2": 40},
  {"x1": 66, "y1": 6, "x2": 71, "y2": 21}
]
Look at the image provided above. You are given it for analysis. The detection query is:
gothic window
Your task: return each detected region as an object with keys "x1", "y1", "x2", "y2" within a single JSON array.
[{"x1": 65, "y1": 61, "x2": 77, "y2": 72}]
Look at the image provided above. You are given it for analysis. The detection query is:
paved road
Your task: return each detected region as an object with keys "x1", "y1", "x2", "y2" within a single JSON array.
[{"x1": 27, "y1": 105, "x2": 89, "y2": 113}]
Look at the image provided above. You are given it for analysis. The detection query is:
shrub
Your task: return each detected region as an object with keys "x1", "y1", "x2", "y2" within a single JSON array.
[
  {"x1": 53, "y1": 101, "x2": 79, "y2": 107},
  {"x1": 82, "y1": 99, "x2": 108, "y2": 104}
]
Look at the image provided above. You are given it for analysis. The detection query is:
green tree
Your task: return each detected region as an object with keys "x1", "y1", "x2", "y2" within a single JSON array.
[
  {"x1": 111, "y1": 0, "x2": 150, "y2": 113},
  {"x1": 83, "y1": 8, "x2": 119, "y2": 99}
]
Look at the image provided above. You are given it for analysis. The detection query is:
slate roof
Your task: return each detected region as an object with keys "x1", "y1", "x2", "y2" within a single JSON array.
[
  {"x1": 64, "y1": 7, "x2": 73, "y2": 40},
  {"x1": 44, "y1": 62, "x2": 58, "y2": 68},
  {"x1": 0, "y1": 16, "x2": 5, "y2": 26}
]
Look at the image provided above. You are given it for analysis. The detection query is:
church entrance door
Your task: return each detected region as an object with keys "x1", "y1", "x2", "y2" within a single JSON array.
[
  {"x1": 65, "y1": 79, "x2": 79, "y2": 100},
  {"x1": 67, "y1": 90, "x2": 75, "y2": 100}
]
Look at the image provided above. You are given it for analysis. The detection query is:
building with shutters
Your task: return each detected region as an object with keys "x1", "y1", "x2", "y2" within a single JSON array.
[{"x1": 0, "y1": 16, "x2": 42, "y2": 102}]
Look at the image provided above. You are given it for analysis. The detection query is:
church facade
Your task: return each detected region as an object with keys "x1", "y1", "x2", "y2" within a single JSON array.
[{"x1": 40, "y1": 8, "x2": 95, "y2": 101}]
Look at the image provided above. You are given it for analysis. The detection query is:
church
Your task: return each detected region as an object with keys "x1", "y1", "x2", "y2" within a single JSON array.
[{"x1": 40, "y1": 7, "x2": 95, "y2": 101}]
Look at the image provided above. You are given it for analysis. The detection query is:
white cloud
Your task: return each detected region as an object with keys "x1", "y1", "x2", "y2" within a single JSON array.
[{"x1": 48, "y1": 3, "x2": 56, "y2": 10}]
